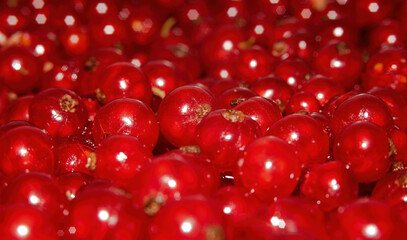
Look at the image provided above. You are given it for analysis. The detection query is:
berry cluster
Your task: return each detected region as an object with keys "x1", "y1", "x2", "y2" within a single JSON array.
[{"x1": 1, "y1": 0, "x2": 407, "y2": 239}]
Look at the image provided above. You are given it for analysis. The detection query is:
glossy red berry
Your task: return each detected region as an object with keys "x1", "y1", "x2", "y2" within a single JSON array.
[
  {"x1": 333, "y1": 121, "x2": 391, "y2": 183},
  {"x1": 372, "y1": 169, "x2": 407, "y2": 206},
  {"x1": 329, "y1": 198, "x2": 406, "y2": 240},
  {"x1": 250, "y1": 75, "x2": 294, "y2": 112},
  {"x1": 54, "y1": 136, "x2": 95, "y2": 175},
  {"x1": 0, "y1": 46, "x2": 41, "y2": 94},
  {"x1": 314, "y1": 41, "x2": 363, "y2": 90},
  {"x1": 300, "y1": 74, "x2": 345, "y2": 106},
  {"x1": 214, "y1": 86, "x2": 257, "y2": 109},
  {"x1": 267, "y1": 113, "x2": 329, "y2": 167},
  {"x1": 330, "y1": 93, "x2": 394, "y2": 136},
  {"x1": 248, "y1": 197, "x2": 327, "y2": 239},
  {"x1": 148, "y1": 196, "x2": 225, "y2": 240},
  {"x1": 95, "y1": 62, "x2": 152, "y2": 105},
  {"x1": 157, "y1": 85, "x2": 215, "y2": 147},
  {"x1": 285, "y1": 91, "x2": 321, "y2": 114},
  {"x1": 368, "y1": 87, "x2": 407, "y2": 131},
  {"x1": 274, "y1": 57, "x2": 311, "y2": 90},
  {"x1": 1, "y1": 172, "x2": 68, "y2": 220},
  {"x1": 235, "y1": 46, "x2": 273, "y2": 83},
  {"x1": 301, "y1": 161, "x2": 359, "y2": 211},
  {"x1": 362, "y1": 47, "x2": 407, "y2": 98},
  {"x1": 131, "y1": 154, "x2": 207, "y2": 216},
  {"x1": 195, "y1": 109, "x2": 262, "y2": 171},
  {"x1": 92, "y1": 135, "x2": 153, "y2": 189},
  {"x1": 29, "y1": 87, "x2": 88, "y2": 138},
  {"x1": 232, "y1": 96, "x2": 282, "y2": 135},
  {"x1": 57, "y1": 172, "x2": 93, "y2": 201},
  {"x1": 92, "y1": 98, "x2": 158, "y2": 149},
  {"x1": 78, "y1": 48, "x2": 126, "y2": 95},
  {"x1": 0, "y1": 203, "x2": 58, "y2": 240},
  {"x1": 235, "y1": 136, "x2": 300, "y2": 202},
  {"x1": 65, "y1": 186, "x2": 144, "y2": 240},
  {"x1": 59, "y1": 26, "x2": 90, "y2": 57},
  {"x1": 0, "y1": 124, "x2": 54, "y2": 177},
  {"x1": 142, "y1": 60, "x2": 187, "y2": 100},
  {"x1": 1, "y1": 94, "x2": 33, "y2": 123},
  {"x1": 40, "y1": 61, "x2": 80, "y2": 91}
]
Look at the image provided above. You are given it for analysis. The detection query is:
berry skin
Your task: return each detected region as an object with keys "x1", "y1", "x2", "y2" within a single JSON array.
[
  {"x1": 195, "y1": 109, "x2": 262, "y2": 171},
  {"x1": 29, "y1": 87, "x2": 89, "y2": 138},
  {"x1": 267, "y1": 113, "x2": 329, "y2": 167},
  {"x1": 329, "y1": 198, "x2": 407, "y2": 240},
  {"x1": 0, "y1": 125, "x2": 54, "y2": 177},
  {"x1": 301, "y1": 161, "x2": 359, "y2": 211},
  {"x1": 92, "y1": 135, "x2": 153, "y2": 189},
  {"x1": 54, "y1": 136, "x2": 95, "y2": 175},
  {"x1": 157, "y1": 85, "x2": 215, "y2": 147},
  {"x1": 313, "y1": 41, "x2": 363, "y2": 90},
  {"x1": 95, "y1": 62, "x2": 152, "y2": 105},
  {"x1": 233, "y1": 96, "x2": 283, "y2": 135},
  {"x1": 235, "y1": 136, "x2": 301, "y2": 203},
  {"x1": 0, "y1": 46, "x2": 41, "y2": 94},
  {"x1": 330, "y1": 93, "x2": 394, "y2": 136},
  {"x1": 148, "y1": 195, "x2": 225, "y2": 240},
  {"x1": 333, "y1": 121, "x2": 391, "y2": 183},
  {"x1": 1, "y1": 172, "x2": 68, "y2": 221},
  {"x1": 0, "y1": 203, "x2": 58, "y2": 240},
  {"x1": 65, "y1": 186, "x2": 144, "y2": 240},
  {"x1": 92, "y1": 98, "x2": 159, "y2": 150}
]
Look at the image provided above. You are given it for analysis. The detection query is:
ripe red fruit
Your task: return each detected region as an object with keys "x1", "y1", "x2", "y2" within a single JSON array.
[
  {"x1": 250, "y1": 75, "x2": 293, "y2": 112},
  {"x1": 235, "y1": 136, "x2": 301, "y2": 202},
  {"x1": 57, "y1": 172, "x2": 93, "y2": 201},
  {"x1": 0, "y1": 124, "x2": 54, "y2": 177},
  {"x1": 148, "y1": 196, "x2": 225, "y2": 240},
  {"x1": 29, "y1": 87, "x2": 89, "y2": 138},
  {"x1": 235, "y1": 46, "x2": 273, "y2": 83},
  {"x1": 1, "y1": 172, "x2": 68, "y2": 220},
  {"x1": 157, "y1": 85, "x2": 215, "y2": 147},
  {"x1": 65, "y1": 187, "x2": 144, "y2": 240},
  {"x1": 371, "y1": 169, "x2": 407, "y2": 206},
  {"x1": 1, "y1": 94, "x2": 33, "y2": 123},
  {"x1": 285, "y1": 91, "x2": 321, "y2": 114},
  {"x1": 95, "y1": 62, "x2": 152, "y2": 105},
  {"x1": 300, "y1": 74, "x2": 345, "y2": 106},
  {"x1": 233, "y1": 96, "x2": 282, "y2": 135},
  {"x1": 333, "y1": 121, "x2": 391, "y2": 183},
  {"x1": 214, "y1": 87, "x2": 257, "y2": 109},
  {"x1": 54, "y1": 136, "x2": 96, "y2": 175},
  {"x1": 92, "y1": 98, "x2": 159, "y2": 150},
  {"x1": 195, "y1": 109, "x2": 262, "y2": 171},
  {"x1": 142, "y1": 60, "x2": 188, "y2": 99},
  {"x1": 131, "y1": 154, "x2": 207, "y2": 216},
  {"x1": 0, "y1": 203, "x2": 58, "y2": 240},
  {"x1": 0, "y1": 46, "x2": 41, "y2": 94},
  {"x1": 363, "y1": 47, "x2": 407, "y2": 97},
  {"x1": 267, "y1": 113, "x2": 329, "y2": 167},
  {"x1": 330, "y1": 93, "x2": 394, "y2": 136},
  {"x1": 301, "y1": 161, "x2": 359, "y2": 211},
  {"x1": 92, "y1": 135, "x2": 153, "y2": 189},
  {"x1": 329, "y1": 198, "x2": 406, "y2": 240},
  {"x1": 248, "y1": 197, "x2": 327, "y2": 239},
  {"x1": 313, "y1": 41, "x2": 363, "y2": 90}
]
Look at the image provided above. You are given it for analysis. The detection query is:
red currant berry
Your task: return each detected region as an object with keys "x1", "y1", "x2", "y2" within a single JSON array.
[
  {"x1": 235, "y1": 136, "x2": 301, "y2": 202},
  {"x1": 157, "y1": 85, "x2": 215, "y2": 147},
  {"x1": 92, "y1": 98, "x2": 159, "y2": 150},
  {"x1": 333, "y1": 121, "x2": 391, "y2": 183},
  {"x1": 29, "y1": 87, "x2": 88, "y2": 138},
  {"x1": 95, "y1": 62, "x2": 152, "y2": 105},
  {"x1": 0, "y1": 124, "x2": 54, "y2": 177},
  {"x1": 195, "y1": 109, "x2": 262, "y2": 171}
]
